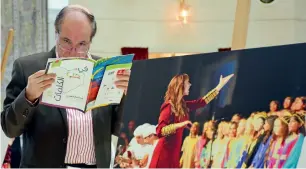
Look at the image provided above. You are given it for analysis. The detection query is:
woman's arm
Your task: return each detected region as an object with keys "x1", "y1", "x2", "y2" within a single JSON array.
[
  {"x1": 186, "y1": 88, "x2": 219, "y2": 111},
  {"x1": 156, "y1": 103, "x2": 191, "y2": 137},
  {"x1": 186, "y1": 74, "x2": 234, "y2": 111}
]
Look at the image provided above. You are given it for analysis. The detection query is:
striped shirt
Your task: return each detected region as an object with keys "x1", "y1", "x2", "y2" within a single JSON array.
[
  {"x1": 64, "y1": 109, "x2": 95, "y2": 164},
  {"x1": 55, "y1": 50, "x2": 96, "y2": 164}
]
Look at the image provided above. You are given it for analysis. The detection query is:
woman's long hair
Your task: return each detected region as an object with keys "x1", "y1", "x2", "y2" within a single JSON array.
[
  {"x1": 290, "y1": 114, "x2": 305, "y2": 135},
  {"x1": 252, "y1": 116, "x2": 265, "y2": 140},
  {"x1": 262, "y1": 115, "x2": 278, "y2": 143},
  {"x1": 164, "y1": 74, "x2": 189, "y2": 118},
  {"x1": 264, "y1": 117, "x2": 289, "y2": 167},
  {"x1": 202, "y1": 122, "x2": 209, "y2": 138}
]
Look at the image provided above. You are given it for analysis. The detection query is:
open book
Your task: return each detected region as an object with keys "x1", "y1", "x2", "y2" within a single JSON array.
[{"x1": 40, "y1": 54, "x2": 134, "y2": 112}]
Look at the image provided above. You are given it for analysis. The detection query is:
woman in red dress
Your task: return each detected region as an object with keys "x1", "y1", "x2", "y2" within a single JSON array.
[{"x1": 149, "y1": 73, "x2": 234, "y2": 168}]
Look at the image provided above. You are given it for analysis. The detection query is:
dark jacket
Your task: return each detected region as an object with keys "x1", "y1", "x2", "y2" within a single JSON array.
[{"x1": 1, "y1": 48, "x2": 125, "y2": 168}]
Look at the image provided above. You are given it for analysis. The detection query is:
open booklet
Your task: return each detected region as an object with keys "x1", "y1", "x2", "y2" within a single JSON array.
[{"x1": 40, "y1": 54, "x2": 134, "y2": 112}]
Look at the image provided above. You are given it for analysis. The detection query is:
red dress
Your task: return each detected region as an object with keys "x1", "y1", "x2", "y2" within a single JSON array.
[{"x1": 149, "y1": 98, "x2": 207, "y2": 168}]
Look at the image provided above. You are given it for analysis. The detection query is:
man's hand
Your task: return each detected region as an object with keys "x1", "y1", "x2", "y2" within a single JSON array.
[
  {"x1": 115, "y1": 69, "x2": 130, "y2": 95},
  {"x1": 139, "y1": 155, "x2": 149, "y2": 168},
  {"x1": 25, "y1": 70, "x2": 56, "y2": 102}
]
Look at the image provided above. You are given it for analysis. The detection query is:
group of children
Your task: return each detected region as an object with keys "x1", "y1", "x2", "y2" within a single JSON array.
[
  {"x1": 116, "y1": 96, "x2": 306, "y2": 168},
  {"x1": 181, "y1": 96, "x2": 306, "y2": 168}
]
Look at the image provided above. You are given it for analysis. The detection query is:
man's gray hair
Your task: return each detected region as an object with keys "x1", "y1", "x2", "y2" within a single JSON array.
[{"x1": 54, "y1": 5, "x2": 97, "y2": 41}]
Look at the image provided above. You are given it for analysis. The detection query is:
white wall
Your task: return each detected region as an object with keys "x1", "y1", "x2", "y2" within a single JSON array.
[
  {"x1": 246, "y1": 0, "x2": 296, "y2": 48},
  {"x1": 0, "y1": 0, "x2": 9, "y2": 163},
  {"x1": 48, "y1": 0, "x2": 69, "y2": 50},
  {"x1": 66, "y1": 0, "x2": 305, "y2": 57},
  {"x1": 295, "y1": 0, "x2": 306, "y2": 43}
]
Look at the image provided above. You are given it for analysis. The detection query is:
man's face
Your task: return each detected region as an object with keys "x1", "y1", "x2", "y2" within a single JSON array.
[
  {"x1": 56, "y1": 11, "x2": 92, "y2": 58},
  {"x1": 144, "y1": 135, "x2": 154, "y2": 145},
  {"x1": 144, "y1": 136, "x2": 150, "y2": 144},
  {"x1": 135, "y1": 135, "x2": 144, "y2": 145}
]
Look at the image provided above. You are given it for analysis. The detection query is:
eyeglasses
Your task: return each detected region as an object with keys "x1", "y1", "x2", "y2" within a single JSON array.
[{"x1": 56, "y1": 35, "x2": 89, "y2": 54}]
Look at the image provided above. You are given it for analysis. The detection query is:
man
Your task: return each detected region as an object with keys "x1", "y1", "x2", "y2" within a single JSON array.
[
  {"x1": 1, "y1": 5, "x2": 130, "y2": 168},
  {"x1": 143, "y1": 125, "x2": 158, "y2": 146},
  {"x1": 119, "y1": 124, "x2": 150, "y2": 168},
  {"x1": 142, "y1": 125, "x2": 159, "y2": 168}
]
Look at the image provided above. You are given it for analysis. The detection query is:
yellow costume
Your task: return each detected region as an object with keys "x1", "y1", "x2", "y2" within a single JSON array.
[{"x1": 180, "y1": 135, "x2": 199, "y2": 168}]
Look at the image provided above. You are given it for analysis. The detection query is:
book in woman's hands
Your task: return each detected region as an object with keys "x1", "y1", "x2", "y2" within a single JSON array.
[{"x1": 40, "y1": 54, "x2": 134, "y2": 112}]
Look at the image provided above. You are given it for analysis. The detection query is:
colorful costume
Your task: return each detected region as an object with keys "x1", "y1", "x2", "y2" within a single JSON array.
[
  {"x1": 241, "y1": 134, "x2": 265, "y2": 168},
  {"x1": 283, "y1": 134, "x2": 305, "y2": 168},
  {"x1": 236, "y1": 136, "x2": 255, "y2": 168},
  {"x1": 250, "y1": 135, "x2": 272, "y2": 168},
  {"x1": 200, "y1": 140, "x2": 213, "y2": 169},
  {"x1": 180, "y1": 135, "x2": 199, "y2": 168},
  {"x1": 266, "y1": 135, "x2": 299, "y2": 168},
  {"x1": 194, "y1": 137, "x2": 207, "y2": 168},
  {"x1": 223, "y1": 138, "x2": 243, "y2": 168},
  {"x1": 211, "y1": 137, "x2": 230, "y2": 168},
  {"x1": 297, "y1": 137, "x2": 306, "y2": 168}
]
